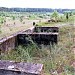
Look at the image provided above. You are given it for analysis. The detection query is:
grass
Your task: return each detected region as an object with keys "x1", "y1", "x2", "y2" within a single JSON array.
[
  {"x1": 0, "y1": 25, "x2": 75, "y2": 75},
  {"x1": 37, "y1": 15, "x2": 75, "y2": 27},
  {"x1": 0, "y1": 12, "x2": 75, "y2": 74},
  {"x1": 0, "y1": 19, "x2": 33, "y2": 39},
  {"x1": 0, "y1": 12, "x2": 75, "y2": 39},
  {"x1": 28, "y1": 15, "x2": 37, "y2": 20}
]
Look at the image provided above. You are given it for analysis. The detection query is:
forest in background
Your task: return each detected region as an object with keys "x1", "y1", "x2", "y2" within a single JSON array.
[{"x1": 0, "y1": 7, "x2": 75, "y2": 13}]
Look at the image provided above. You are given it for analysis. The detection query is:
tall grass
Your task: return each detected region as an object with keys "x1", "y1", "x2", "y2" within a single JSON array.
[{"x1": 0, "y1": 25, "x2": 74, "y2": 74}]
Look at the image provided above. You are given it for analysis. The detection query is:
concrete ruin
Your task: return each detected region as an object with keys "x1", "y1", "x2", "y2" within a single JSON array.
[
  {"x1": 0, "y1": 26, "x2": 59, "y2": 51},
  {"x1": 0, "y1": 60, "x2": 44, "y2": 75},
  {"x1": 18, "y1": 26, "x2": 59, "y2": 45},
  {"x1": 0, "y1": 26, "x2": 59, "y2": 74},
  {"x1": 0, "y1": 34, "x2": 17, "y2": 52}
]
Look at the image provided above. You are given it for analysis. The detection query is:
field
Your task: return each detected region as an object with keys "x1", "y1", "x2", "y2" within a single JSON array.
[
  {"x1": 0, "y1": 12, "x2": 41, "y2": 39},
  {"x1": 0, "y1": 11, "x2": 75, "y2": 75},
  {"x1": 0, "y1": 12, "x2": 74, "y2": 39}
]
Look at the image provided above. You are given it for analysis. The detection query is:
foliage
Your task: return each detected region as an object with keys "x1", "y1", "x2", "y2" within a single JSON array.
[
  {"x1": 20, "y1": 16, "x2": 23, "y2": 22},
  {"x1": 0, "y1": 7, "x2": 75, "y2": 13},
  {"x1": 51, "y1": 10, "x2": 59, "y2": 22},
  {"x1": 0, "y1": 25, "x2": 1, "y2": 33},
  {"x1": 0, "y1": 17, "x2": 4, "y2": 24},
  {"x1": 12, "y1": 16, "x2": 15, "y2": 20},
  {"x1": 0, "y1": 25, "x2": 74, "y2": 74},
  {"x1": 0, "y1": 11, "x2": 75, "y2": 75},
  {"x1": 0, "y1": 46, "x2": 32, "y2": 62}
]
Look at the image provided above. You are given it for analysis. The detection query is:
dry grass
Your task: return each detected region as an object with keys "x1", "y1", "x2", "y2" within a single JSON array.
[
  {"x1": 0, "y1": 17, "x2": 48, "y2": 39},
  {"x1": 0, "y1": 15, "x2": 75, "y2": 75},
  {"x1": 0, "y1": 19, "x2": 36, "y2": 39}
]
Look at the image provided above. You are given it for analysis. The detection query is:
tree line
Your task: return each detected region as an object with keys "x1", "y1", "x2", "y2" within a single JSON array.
[{"x1": 0, "y1": 7, "x2": 75, "y2": 13}]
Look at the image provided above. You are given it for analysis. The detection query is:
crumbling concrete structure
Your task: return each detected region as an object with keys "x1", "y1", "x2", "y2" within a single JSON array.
[
  {"x1": 0, "y1": 34, "x2": 17, "y2": 52},
  {"x1": 0, "y1": 60, "x2": 44, "y2": 75},
  {"x1": 0, "y1": 26, "x2": 59, "y2": 51},
  {"x1": 18, "y1": 26, "x2": 59, "y2": 45}
]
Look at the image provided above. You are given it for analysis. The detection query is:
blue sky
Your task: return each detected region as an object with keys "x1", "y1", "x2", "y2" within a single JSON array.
[{"x1": 0, "y1": 0, "x2": 75, "y2": 9}]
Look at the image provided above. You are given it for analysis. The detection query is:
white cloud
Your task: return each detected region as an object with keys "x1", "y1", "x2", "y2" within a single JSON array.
[{"x1": 0, "y1": 0, "x2": 75, "y2": 9}]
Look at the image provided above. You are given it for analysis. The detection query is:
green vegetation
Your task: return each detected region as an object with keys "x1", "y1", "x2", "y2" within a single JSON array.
[
  {"x1": 0, "y1": 16, "x2": 4, "y2": 24},
  {"x1": 0, "y1": 11, "x2": 75, "y2": 74},
  {"x1": 0, "y1": 25, "x2": 74, "y2": 75},
  {"x1": 12, "y1": 16, "x2": 15, "y2": 20},
  {"x1": 51, "y1": 10, "x2": 59, "y2": 22},
  {"x1": 0, "y1": 25, "x2": 1, "y2": 33},
  {"x1": 37, "y1": 11, "x2": 75, "y2": 27}
]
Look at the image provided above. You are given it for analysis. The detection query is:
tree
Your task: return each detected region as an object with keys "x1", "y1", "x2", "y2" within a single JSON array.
[
  {"x1": 12, "y1": 16, "x2": 15, "y2": 20},
  {"x1": 66, "y1": 13, "x2": 69, "y2": 20},
  {"x1": 69, "y1": 12, "x2": 73, "y2": 16},
  {"x1": 0, "y1": 25, "x2": 1, "y2": 33},
  {"x1": 51, "y1": 10, "x2": 59, "y2": 22},
  {"x1": 20, "y1": 16, "x2": 24, "y2": 22},
  {"x1": 0, "y1": 17, "x2": 4, "y2": 24},
  {"x1": 64, "y1": 11, "x2": 71, "y2": 21}
]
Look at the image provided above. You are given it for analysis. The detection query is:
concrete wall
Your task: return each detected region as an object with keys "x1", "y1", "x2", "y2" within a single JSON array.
[
  {"x1": 0, "y1": 69, "x2": 40, "y2": 75},
  {"x1": 34, "y1": 27, "x2": 59, "y2": 33},
  {"x1": 17, "y1": 27, "x2": 59, "y2": 45},
  {"x1": 17, "y1": 34, "x2": 58, "y2": 45},
  {"x1": 0, "y1": 60, "x2": 43, "y2": 75},
  {"x1": 0, "y1": 26, "x2": 59, "y2": 51},
  {"x1": 0, "y1": 36, "x2": 17, "y2": 52}
]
